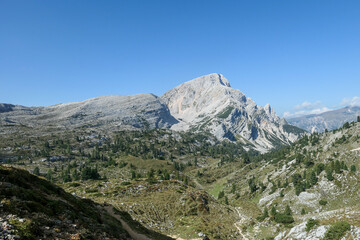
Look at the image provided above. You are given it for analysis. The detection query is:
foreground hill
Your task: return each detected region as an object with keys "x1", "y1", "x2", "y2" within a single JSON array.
[
  {"x1": 288, "y1": 106, "x2": 360, "y2": 133},
  {"x1": 0, "y1": 166, "x2": 173, "y2": 240}
]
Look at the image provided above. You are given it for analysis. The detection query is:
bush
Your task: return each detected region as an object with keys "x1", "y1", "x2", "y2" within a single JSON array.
[
  {"x1": 274, "y1": 213, "x2": 294, "y2": 224},
  {"x1": 306, "y1": 218, "x2": 319, "y2": 232},
  {"x1": 324, "y1": 221, "x2": 350, "y2": 240},
  {"x1": 319, "y1": 200, "x2": 328, "y2": 206}
]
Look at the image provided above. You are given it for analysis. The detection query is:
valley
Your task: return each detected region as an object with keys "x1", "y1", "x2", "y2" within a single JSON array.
[{"x1": 1, "y1": 74, "x2": 360, "y2": 239}]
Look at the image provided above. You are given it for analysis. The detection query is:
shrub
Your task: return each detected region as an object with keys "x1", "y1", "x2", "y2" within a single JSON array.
[
  {"x1": 324, "y1": 221, "x2": 350, "y2": 240},
  {"x1": 274, "y1": 213, "x2": 294, "y2": 224},
  {"x1": 319, "y1": 200, "x2": 328, "y2": 206},
  {"x1": 272, "y1": 205, "x2": 294, "y2": 224},
  {"x1": 306, "y1": 218, "x2": 319, "y2": 232}
]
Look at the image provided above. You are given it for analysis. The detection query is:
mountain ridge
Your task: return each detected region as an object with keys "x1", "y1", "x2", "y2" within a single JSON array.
[
  {"x1": 0, "y1": 73, "x2": 304, "y2": 152},
  {"x1": 288, "y1": 106, "x2": 360, "y2": 133}
]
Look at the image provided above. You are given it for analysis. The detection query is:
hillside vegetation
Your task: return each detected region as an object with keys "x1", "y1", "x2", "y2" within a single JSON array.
[{"x1": 1, "y1": 117, "x2": 360, "y2": 239}]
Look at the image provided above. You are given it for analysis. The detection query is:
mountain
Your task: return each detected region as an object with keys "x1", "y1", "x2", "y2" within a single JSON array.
[
  {"x1": 0, "y1": 73, "x2": 304, "y2": 152},
  {"x1": 0, "y1": 94, "x2": 178, "y2": 133},
  {"x1": 162, "y1": 73, "x2": 305, "y2": 152},
  {"x1": 287, "y1": 106, "x2": 360, "y2": 133}
]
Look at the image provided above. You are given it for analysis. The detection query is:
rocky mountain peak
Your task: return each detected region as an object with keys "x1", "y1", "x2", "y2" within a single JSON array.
[
  {"x1": 184, "y1": 73, "x2": 231, "y2": 88},
  {"x1": 162, "y1": 73, "x2": 304, "y2": 152}
]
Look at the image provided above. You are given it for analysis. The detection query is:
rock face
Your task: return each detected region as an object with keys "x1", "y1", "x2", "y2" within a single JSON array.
[
  {"x1": 162, "y1": 73, "x2": 304, "y2": 152},
  {"x1": 0, "y1": 94, "x2": 178, "y2": 131},
  {"x1": 287, "y1": 106, "x2": 360, "y2": 133}
]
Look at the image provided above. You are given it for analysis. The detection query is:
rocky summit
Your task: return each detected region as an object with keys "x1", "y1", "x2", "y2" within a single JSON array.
[{"x1": 162, "y1": 73, "x2": 305, "y2": 152}]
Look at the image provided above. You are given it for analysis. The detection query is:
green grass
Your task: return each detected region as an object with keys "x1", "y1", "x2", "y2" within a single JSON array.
[{"x1": 217, "y1": 106, "x2": 234, "y2": 119}]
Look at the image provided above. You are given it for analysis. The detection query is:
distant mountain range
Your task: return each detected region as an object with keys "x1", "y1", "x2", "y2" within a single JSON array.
[
  {"x1": 0, "y1": 73, "x2": 305, "y2": 152},
  {"x1": 287, "y1": 106, "x2": 360, "y2": 133}
]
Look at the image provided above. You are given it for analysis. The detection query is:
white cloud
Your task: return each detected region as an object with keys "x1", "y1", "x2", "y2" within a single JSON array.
[
  {"x1": 283, "y1": 100, "x2": 332, "y2": 118},
  {"x1": 294, "y1": 101, "x2": 322, "y2": 110},
  {"x1": 284, "y1": 96, "x2": 360, "y2": 119},
  {"x1": 284, "y1": 107, "x2": 332, "y2": 118},
  {"x1": 340, "y1": 96, "x2": 360, "y2": 107}
]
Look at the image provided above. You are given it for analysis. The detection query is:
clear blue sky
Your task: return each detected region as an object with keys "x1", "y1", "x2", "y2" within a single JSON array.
[{"x1": 1, "y1": 0, "x2": 360, "y2": 117}]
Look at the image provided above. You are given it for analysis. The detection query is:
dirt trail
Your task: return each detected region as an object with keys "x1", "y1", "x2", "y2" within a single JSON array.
[
  {"x1": 104, "y1": 205, "x2": 151, "y2": 240},
  {"x1": 234, "y1": 207, "x2": 250, "y2": 240},
  {"x1": 351, "y1": 147, "x2": 360, "y2": 152}
]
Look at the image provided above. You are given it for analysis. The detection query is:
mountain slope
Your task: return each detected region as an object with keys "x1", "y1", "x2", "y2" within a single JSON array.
[
  {"x1": 0, "y1": 165, "x2": 174, "y2": 240},
  {"x1": 195, "y1": 119, "x2": 360, "y2": 239},
  {"x1": 162, "y1": 73, "x2": 304, "y2": 152},
  {"x1": 287, "y1": 106, "x2": 360, "y2": 133},
  {"x1": 0, "y1": 94, "x2": 178, "y2": 133},
  {"x1": 0, "y1": 165, "x2": 132, "y2": 239}
]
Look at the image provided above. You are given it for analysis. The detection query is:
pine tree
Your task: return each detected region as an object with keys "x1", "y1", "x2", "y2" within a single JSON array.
[
  {"x1": 131, "y1": 170, "x2": 136, "y2": 179},
  {"x1": 33, "y1": 167, "x2": 40, "y2": 176},
  {"x1": 326, "y1": 167, "x2": 334, "y2": 181},
  {"x1": 335, "y1": 160, "x2": 341, "y2": 174},
  {"x1": 71, "y1": 169, "x2": 80, "y2": 181},
  {"x1": 280, "y1": 189, "x2": 284, "y2": 197},
  {"x1": 263, "y1": 207, "x2": 269, "y2": 218},
  {"x1": 184, "y1": 177, "x2": 189, "y2": 185},
  {"x1": 271, "y1": 206, "x2": 277, "y2": 216},
  {"x1": 351, "y1": 165, "x2": 357, "y2": 172},
  {"x1": 301, "y1": 208, "x2": 306, "y2": 215},
  {"x1": 285, "y1": 205, "x2": 292, "y2": 216},
  {"x1": 46, "y1": 169, "x2": 52, "y2": 181},
  {"x1": 231, "y1": 184, "x2": 236, "y2": 193},
  {"x1": 147, "y1": 168, "x2": 155, "y2": 179},
  {"x1": 310, "y1": 171, "x2": 318, "y2": 186},
  {"x1": 218, "y1": 190, "x2": 225, "y2": 199}
]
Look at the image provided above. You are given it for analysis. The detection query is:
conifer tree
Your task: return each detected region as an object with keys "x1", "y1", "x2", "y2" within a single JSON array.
[{"x1": 33, "y1": 167, "x2": 40, "y2": 176}]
